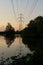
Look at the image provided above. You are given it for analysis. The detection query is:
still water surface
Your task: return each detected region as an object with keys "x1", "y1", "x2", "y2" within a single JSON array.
[{"x1": 0, "y1": 36, "x2": 33, "y2": 59}]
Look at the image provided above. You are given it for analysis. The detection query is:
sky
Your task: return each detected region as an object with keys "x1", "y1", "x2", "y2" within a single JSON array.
[{"x1": 0, "y1": 0, "x2": 43, "y2": 31}]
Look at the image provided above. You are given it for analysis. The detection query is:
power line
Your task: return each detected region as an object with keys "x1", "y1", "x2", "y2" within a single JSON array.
[
  {"x1": 27, "y1": 0, "x2": 38, "y2": 20},
  {"x1": 30, "y1": 0, "x2": 38, "y2": 15},
  {"x1": 27, "y1": 0, "x2": 39, "y2": 22},
  {"x1": 11, "y1": 0, "x2": 38, "y2": 24},
  {"x1": 16, "y1": 0, "x2": 18, "y2": 13},
  {"x1": 23, "y1": 0, "x2": 29, "y2": 16},
  {"x1": 11, "y1": 0, "x2": 17, "y2": 20},
  {"x1": 25, "y1": 0, "x2": 29, "y2": 11}
]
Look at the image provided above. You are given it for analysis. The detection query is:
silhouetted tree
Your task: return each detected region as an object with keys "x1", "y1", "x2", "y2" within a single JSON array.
[
  {"x1": 5, "y1": 23, "x2": 15, "y2": 32},
  {"x1": 21, "y1": 16, "x2": 43, "y2": 65},
  {"x1": 5, "y1": 23, "x2": 15, "y2": 37},
  {"x1": 22, "y1": 16, "x2": 43, "y2": 37}
]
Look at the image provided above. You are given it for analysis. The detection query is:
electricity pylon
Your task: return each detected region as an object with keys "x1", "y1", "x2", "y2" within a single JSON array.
[{"x1": 19, "y1": 13, "x2": 23, "y2": 31}]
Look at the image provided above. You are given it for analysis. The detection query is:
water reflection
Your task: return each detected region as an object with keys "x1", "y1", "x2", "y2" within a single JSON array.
[
  {"x1": 1, "y1": 33, "x2": 42, "y2": 65},
  {"x1": 0, "y1": 35, "x2": 32, "y2": 60},
  {"x1": 4, "y1": 35, "x2": 15, "y2": 47},
  {"x1": 0, "y1": 34, "x2": 43, "y2": 65}
]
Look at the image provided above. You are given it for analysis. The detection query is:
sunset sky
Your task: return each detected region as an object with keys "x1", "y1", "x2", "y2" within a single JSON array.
[{"x1": 0, "y1": 0, "x2": 43, "y2": 31}]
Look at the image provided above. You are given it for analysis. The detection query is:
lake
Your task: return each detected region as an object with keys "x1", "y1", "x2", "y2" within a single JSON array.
[{"x1": 0, "y1": 35, "x2": 33, "y2": 60}]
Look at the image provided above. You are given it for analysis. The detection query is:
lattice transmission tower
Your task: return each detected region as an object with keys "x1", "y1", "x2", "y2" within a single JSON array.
[{"x1": 19, "y1": 13, "x2": 24, "y2": 31}]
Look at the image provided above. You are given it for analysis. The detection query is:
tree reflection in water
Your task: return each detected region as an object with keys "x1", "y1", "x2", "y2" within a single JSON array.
[
  {"x1": 4, "y1": 35, "x2": 15, "y2": 48},
  {"x1": 0, "y1": 35, "x2": 43, "y2": 65},
  {"x1": 0, "y1": 35, "x2": 33, "y2": 65}
]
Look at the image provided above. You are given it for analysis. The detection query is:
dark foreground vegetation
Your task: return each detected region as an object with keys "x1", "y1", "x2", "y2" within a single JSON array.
[
  {"x1": 21, "y1": 16, "x2": 43, "y2": 65},
  {"x1": 0, "y1": 16, "x2": 43, "y2": 65}
]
